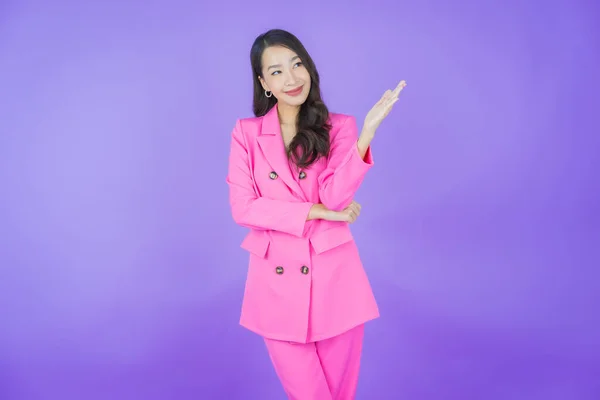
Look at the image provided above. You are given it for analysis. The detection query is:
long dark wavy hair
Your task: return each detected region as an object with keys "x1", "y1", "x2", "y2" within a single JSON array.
[{"x1": 250, "y1": 29, "x2": 331, "y2": 170}]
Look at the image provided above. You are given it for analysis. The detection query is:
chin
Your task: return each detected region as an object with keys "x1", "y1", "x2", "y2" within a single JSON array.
[{"x1": 284, "y1": 94, "x2": 309, "y2": 107}]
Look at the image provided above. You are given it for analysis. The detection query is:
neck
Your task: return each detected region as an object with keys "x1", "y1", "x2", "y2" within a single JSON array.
[{"x1": 276, "y1": 102, "x2": 300, "y2": 126}]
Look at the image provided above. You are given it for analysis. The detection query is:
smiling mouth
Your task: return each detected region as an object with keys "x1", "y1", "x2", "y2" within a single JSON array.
[{"x1": 285, "y1": 86, "x2": 304, "y2": 96}]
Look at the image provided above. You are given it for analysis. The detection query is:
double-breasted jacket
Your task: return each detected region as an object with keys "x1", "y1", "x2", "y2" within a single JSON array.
[{"x1": 226, "y1": 104, "x2": 379, "y2": 343}]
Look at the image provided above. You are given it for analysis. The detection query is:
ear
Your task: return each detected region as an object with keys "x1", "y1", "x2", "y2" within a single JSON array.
[{"x1": 258, "y1": 76, "x2": 270, "y2": 92}]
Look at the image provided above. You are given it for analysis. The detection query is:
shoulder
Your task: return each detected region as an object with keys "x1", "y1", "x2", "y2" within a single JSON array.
[
  {"x1": 328, "y1": 112, "x2": 359, "y2": 139},
  {"x1": 238, "y1": 114, "x2": 263, "y2": 131},
  {"x1": 230, "y1": 114, "x2": 263, "y2": 142},
  {"x1": 328, "y1": 111, "x2": 354, "y2": 125}
]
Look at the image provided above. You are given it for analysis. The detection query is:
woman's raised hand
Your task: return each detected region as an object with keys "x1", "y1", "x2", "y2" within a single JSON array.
[{"x1": 363, "y1": 80, "x2": 406, "y2": 134}]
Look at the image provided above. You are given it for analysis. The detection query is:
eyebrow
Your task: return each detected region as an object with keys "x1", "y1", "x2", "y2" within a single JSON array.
[{"x1": 268, "y1": 55, "x2": 301, "y2": 70}]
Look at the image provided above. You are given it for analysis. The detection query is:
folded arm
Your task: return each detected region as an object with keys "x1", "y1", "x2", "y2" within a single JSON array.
[{"x1": 226, "y1": 119, "x2": 315, "y2": 237}]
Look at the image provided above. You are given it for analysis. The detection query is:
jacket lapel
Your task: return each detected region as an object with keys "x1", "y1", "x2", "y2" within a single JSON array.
[{"x1": 256, "y1": 105, "x2": 306, "y2": 200}]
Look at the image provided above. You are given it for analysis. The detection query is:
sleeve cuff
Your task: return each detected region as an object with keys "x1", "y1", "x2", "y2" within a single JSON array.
[
  {"x1": 359, "y1": 143, "x2": 374, "y2": 165},
  {"x1": 291, "y1": 202, "x2": 314, "y2": 237}
]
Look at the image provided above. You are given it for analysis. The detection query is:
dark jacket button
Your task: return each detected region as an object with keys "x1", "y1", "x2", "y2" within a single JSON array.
[
  {"x1": 301, "y1": 266, "x2": 309, "y2": 275},
  {"x1": 275, "y1": 266, "x2": 284, "y2": 275},
  {"x1": 299, "y1": 171, "x2": 306, "y2": 180},
  {"x1": 269, "y1": 171, "x2": 278, "y2": 180}
]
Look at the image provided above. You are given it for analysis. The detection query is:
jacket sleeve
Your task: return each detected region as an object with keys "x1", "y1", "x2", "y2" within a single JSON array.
[
  {"x1": 317, "y1": 115, "x2": 374, "y2": 211},
  {"x1": 226, "y1": 119, "x2": 313, "y2": 237}
]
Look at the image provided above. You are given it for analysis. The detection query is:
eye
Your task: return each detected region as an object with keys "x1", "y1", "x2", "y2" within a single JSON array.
[
  {"x1": 293, "y1": 62, "x2": 303, "y2": 68},
  {"x1": 271, "y1": 70, "x2": 281, "y2": 76}
]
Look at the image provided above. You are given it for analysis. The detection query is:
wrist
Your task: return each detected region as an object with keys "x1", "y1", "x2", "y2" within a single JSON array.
[
  {"x1": 357, "y1": 129, "x2": 375, "y2": 157},
  {"x1": 360, "y1": 126, "x2": 376, "y2": 140},
  {"x1": 308, "y1": 203, "x2": 327, "y2": 220}
]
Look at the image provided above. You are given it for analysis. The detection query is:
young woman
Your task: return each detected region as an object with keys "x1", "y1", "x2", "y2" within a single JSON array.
[{"x1": 226, "y1": 28, "x2": 406, "y2": 400}]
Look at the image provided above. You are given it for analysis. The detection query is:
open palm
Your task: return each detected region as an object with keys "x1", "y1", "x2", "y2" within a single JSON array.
[{"x1": 363, "y1": 80, "x2": 406, "y2": 133}]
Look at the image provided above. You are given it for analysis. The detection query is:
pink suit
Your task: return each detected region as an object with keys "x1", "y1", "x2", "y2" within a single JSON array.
[{"x1": 226, "y1": 104, "x2": 379, "y2": 399}]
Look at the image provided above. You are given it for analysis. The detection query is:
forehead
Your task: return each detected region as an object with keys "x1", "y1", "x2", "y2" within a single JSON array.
[{"x1": 261, "y1": 45, "x2": 299, "y2": 66}]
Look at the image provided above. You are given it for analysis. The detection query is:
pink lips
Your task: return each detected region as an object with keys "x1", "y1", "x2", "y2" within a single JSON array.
[{"x1": 285, "y1": 85, "x2": 304, "y2": 96}]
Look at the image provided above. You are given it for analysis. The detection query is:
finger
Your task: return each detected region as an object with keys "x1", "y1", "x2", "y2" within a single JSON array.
[
  {"x1": 385, "y1": 90, "x2": 400, "y2": 105},
  {"x1": 392, "y1": 84, "x2": 405, "y2": 98},
  {"x1": 395, "y1": 80, "x2": 407, "y2": 92},
  {"x1": 391, "y1": 81, "x2": 406, "y2": 98},
  {"x1": 376, "y1": 90, "x2": 392, "y2": 105},
  {"x1": 384, "y1": 97, "x2": 400, "y2": 113},
  {"x1": 387, "y1": 97, "x2": 399, "y2": 108},
  {"x1": 381, "y1": 103, "x2": 397, "y2": 118},
  {"x1": 345, "y1": 211, "x2": 355, "y2": 223},
  {"x1": 383, "y1": 97, "x2": 396, "y2": 108},
  {"x1": 349, "y1": 207, "x2": 358, "y2": 218}
]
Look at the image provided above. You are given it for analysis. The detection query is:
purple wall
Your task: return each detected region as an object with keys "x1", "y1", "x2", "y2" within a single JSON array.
[{"x1": 1, "y1": 0, "x2": 599, "y2": 399}]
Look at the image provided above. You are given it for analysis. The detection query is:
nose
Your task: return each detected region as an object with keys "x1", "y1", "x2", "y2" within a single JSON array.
[{"x1": 284, "y1": 69, "x2": 298, "y2": 85}]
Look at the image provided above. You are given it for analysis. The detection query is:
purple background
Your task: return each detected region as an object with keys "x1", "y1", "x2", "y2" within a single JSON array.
[{"x1": 1, "y1": 0, "x2": 599, "y2": 399}]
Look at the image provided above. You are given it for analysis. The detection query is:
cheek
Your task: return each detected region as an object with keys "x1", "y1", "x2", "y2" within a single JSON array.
[
  {"x1": 300, "y1": 69, "x2": 311, "y2": 83},
  {"x1": 267, "y1": 78, "x2": 284, "y2": 94},
  {"x1": 302, "y1": 75, "x2": 312, "y2": 94},
  {"x1": 300, "y1": 73, "x2": 311, "y2": 93}
]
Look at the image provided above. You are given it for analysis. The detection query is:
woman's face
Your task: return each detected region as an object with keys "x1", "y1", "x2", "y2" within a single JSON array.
[{"x1": 259, "y1": 45, "x2": 311, "y2": 108}]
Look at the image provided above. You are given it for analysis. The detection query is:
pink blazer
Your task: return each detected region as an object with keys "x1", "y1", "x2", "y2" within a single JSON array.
[{"x1": 226, "y1": 104, "x2": 379, "y2": 343}]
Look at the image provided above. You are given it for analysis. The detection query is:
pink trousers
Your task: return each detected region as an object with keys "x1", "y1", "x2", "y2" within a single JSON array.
[{"x1": 263, "y1": 324, "x2": 365, "y2": 400}]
